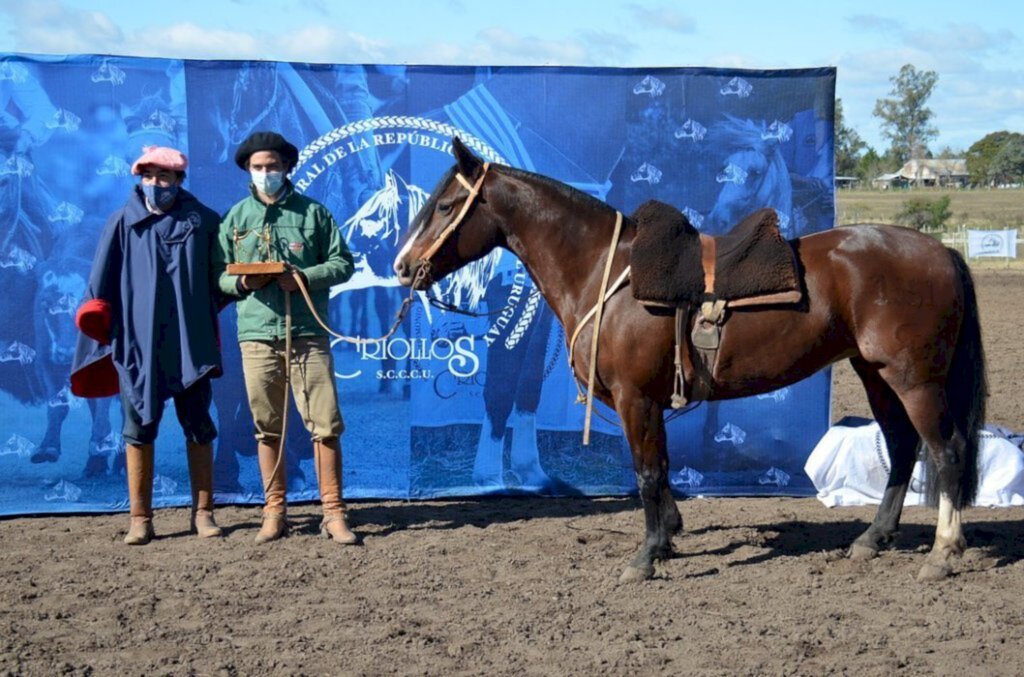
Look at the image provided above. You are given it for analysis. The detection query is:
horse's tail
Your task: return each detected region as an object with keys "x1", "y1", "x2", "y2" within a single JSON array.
[{"x1": 927, "y1": 249, "x2": 987, "y2": 507}]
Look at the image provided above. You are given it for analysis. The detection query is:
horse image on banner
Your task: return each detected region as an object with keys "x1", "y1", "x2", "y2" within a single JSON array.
[{"x1": 705, "y1": 116, "x2": 795, "y2": 236}]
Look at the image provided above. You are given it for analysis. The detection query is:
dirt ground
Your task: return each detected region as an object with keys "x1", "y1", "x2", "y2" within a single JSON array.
[{"x1": 2, "y1": 269, "x2": 1023, "y2": 676}]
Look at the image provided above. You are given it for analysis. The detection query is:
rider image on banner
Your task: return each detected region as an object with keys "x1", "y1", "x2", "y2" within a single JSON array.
[{"x1": 0, "y1": 54, "x2": 835, "y2": 514}]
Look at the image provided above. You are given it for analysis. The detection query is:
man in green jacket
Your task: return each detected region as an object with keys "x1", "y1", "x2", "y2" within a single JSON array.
[{"x1": 213, "y1": 131, "x2": 358, "y2": 545}]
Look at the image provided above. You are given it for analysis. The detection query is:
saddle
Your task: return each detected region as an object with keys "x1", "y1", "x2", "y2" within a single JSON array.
[{"x1": 630, "y1": 202, "x2": 802, "y2": 406}]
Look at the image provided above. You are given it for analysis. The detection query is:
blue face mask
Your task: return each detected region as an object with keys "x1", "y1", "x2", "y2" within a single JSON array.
[
  {"x1": 251, "y1": 170, "x2": 285, "y2": 196},
  {"x1": 142, "y1": 183, "x2": 179, "y2": 210}
]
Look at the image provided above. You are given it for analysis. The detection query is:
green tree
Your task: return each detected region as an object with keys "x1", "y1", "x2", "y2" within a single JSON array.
[
  {"x1": 965, "y1": 131, "x2": 1022, "y2": 186},
  {"x1": 854, "y1": 147, "x2": 900, "y2": 183},
  {"x1": 834, "y1": 98, "x2": 866, "y2": 177},
  {"x1": 895, "y1": 195, "x2": 952, "y2": 231},
  {"x1": 873, "y1": 64, "x2": 939, "y2": 164},
  {"x1": 989, "y1": 136, "x2": 1024, "y2": 186}
]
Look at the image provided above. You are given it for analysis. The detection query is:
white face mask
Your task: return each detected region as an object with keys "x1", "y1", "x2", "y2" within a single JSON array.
[{"x1": 250, "y1": 170, "x2": 285, "y2": 196}]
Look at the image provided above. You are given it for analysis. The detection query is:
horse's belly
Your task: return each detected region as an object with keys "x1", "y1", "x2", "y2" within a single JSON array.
[{"x1": 710, "y1": 310, "x2": 852, "y2": 398}]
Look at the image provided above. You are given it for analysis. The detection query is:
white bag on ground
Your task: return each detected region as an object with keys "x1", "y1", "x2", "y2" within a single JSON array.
[{"x1": 805, "y1": 421, "x2": 1024, "y2": 508}]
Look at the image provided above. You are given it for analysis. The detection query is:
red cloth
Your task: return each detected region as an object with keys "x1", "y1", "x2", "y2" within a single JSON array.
[
  {"x1": 70, "y1": 354, "x2": 119, "y2": 398},
  {"x1": 75, "y1": 298, "x2": 112, "y2": 345},
  {"x1": 72, "y1": 298, "x2": 119, "y2": 397}
]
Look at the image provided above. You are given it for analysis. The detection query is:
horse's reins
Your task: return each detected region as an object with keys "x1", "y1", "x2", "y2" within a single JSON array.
[
  {"x1": 269, "y1": 163, "x2": 643, "y2": 482},
  {"x1": 414, "y1": 165, "x2": 630, "y2": 444},
  {"x1": 263, "y1": 163, "x2": 493, "y2": 495}
]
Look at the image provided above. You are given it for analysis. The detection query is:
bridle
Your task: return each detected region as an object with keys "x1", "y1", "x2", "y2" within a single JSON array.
[{"x1": 413, "y1": 162, "x2": 491, "y2": 289}]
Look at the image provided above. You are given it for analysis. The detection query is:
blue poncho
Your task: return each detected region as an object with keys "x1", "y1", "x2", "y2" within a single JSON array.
[{"x1": 71, "y1": 186, "x2": 223, "y2": 425}]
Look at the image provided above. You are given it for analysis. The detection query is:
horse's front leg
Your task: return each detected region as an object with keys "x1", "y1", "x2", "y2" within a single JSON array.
[
  {"x1": 83, "y1": 397, "x2": 115, "y2": 477},
  {"x1": 616, "y1": 390, "x2": 681, "y2": 583},
  {"x1": 31, "y1": 394, "x2": 69, "y2": 463}
]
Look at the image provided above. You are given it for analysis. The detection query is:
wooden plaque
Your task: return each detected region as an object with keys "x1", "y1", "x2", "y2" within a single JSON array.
[{"x1": 226, "y1": 261, "x2": 286, "y2": 276}]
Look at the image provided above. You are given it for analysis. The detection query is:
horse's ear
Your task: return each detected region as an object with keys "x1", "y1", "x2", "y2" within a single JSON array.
[{"x1": 452, "y1": 137, "x2": 482, "y2": 177}]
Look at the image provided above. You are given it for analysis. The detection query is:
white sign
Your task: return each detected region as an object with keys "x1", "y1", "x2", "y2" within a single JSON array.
[{"x1": 967, "y1": 229, "x2": 1018, "y2": 258}]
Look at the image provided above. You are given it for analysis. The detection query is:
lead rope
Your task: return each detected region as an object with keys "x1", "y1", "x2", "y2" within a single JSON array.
[
  {"x1": 581, "y1": 211, "x2": 623, "y2": 445},
  {"x1": 264, "y1": 289, "x2": 292, "y2": 506},
  {"x1": 259, "y1": 166, "x2": 493, "y2": 500}
]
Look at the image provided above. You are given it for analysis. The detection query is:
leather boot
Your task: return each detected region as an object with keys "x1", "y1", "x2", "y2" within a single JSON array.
[
  {"x1": 124, "y1": 443, "x2": 155, "y2": 545},
  {"x1": 315, "y1": 439, "x2": 357, "y2": 545},
  {"x1": 255, "y1": 439, "x2": 288, "y2": 544},
  {"x1": 187, "y1": 442, "x2": 222, "y2": 538}
]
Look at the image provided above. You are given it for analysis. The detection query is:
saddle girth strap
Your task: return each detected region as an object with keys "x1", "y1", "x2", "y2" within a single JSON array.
[
  {"x1": 689, "y1": 234, "x2": 725, "y2": 402},
  {"x1": 670, "y1": 306, "x2": 688, "y2": 409}
]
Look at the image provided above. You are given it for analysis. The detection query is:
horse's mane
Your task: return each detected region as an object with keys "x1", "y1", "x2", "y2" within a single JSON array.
[
  {"x1": 707, "y1": 115, "x2": 779, "y2": 154},
  {"x1": 343, "y1": 170, "x2": 407, "y2": 244},
  {"x1": 408, "y1": 167, "x2": 453, "y2": 232},
  {"x1": 410, "y1": 163, "x2": 613, "y2": 311},
  {"x1": 500, "y1": 165, "x2": 612, "y2": 214}
]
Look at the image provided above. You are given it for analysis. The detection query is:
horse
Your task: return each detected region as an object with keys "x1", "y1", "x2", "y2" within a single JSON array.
[
  {"x1": 704, "y1": 116, "x2": 795, "y2": 237},
  {"x1": 6, "y1": 252, "x2": 116, "y2": 476},
  {"x1": 393, "y1": 138, "x2": 986, "y2": 583}
]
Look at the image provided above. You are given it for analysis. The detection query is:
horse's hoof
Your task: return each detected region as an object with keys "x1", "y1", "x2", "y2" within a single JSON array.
[
  {"x1": 848, "y1": 543, "x2": 879, "y2": 561},
  {"x1": 30, "y1": 448, "x2": 59, "y2": 464},
  {"x1": 82, "y1": 455, "x2": 108, "y2": 478},
  {"x1": 619, "y1": 565, "x2": 654, "y2": 583},
  {"x1": 916, "y1": 561, "x2": 952, "y2": 582},
  {"x1": 511, "y1": 467, "x2": 552, "y2": 491}
]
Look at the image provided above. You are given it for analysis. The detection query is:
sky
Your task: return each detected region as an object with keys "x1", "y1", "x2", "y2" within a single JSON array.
[{"x1": 0, "y1": 0, "x2": 1021, "y2": 153}]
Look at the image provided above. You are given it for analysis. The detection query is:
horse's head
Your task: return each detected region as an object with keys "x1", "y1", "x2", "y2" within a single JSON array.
[
  {"x1": 705, "y1": 116, "x2": 793, "y2": 235},
  {"x1": 393, "y1": 138, "x2": 502, "y2": 290}
]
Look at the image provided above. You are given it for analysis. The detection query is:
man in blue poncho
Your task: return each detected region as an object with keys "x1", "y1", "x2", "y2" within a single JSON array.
[{"x1": 71, "y1": 146, "x2": 223, "y2": 545}]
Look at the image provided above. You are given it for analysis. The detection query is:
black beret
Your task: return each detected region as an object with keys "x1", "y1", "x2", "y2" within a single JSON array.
[{"x1": 234, "y1": 131, "x2": 299, "y2": 170}]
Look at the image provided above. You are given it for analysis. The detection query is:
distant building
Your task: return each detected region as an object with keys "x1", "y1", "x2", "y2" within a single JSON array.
[{"x1": 872, "y1": 159, "x2": 969, "y2": 189}]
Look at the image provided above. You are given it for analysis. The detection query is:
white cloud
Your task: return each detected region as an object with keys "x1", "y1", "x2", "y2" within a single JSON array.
[
  {"x1": 0, "y1": 0, "x2": 123, "y2": 53},
  {"x1": 401, "y1": 28, "x2": 632, "y2": 66},
  {"x1": 124, "y1": 23, "x2": 261, "y2": 59},
  {"x1": 475, "y1": 27, "x2": 591, "y2": 64},
  {"x1": 272, "y1": 26, "x2": 389, "y2": 63},
  {"x1": 627, "y1": 4, "x2": 695, "y2": 34},
  {"x1": 904, "y1": 23, "x2": 1016, "y2": 56},
  {"x1": 0, "y1": 0, "x2": 385, "y2": 63}
]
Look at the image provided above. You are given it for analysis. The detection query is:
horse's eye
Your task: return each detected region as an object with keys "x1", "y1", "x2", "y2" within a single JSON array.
[{"x1": 437, "y1": 200, "x2": 454, "y2": 214}]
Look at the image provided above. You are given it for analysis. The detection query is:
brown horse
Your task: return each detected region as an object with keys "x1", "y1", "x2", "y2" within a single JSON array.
[{"x1": 393, "y1": 138, "x2": 986, "y2": 583}]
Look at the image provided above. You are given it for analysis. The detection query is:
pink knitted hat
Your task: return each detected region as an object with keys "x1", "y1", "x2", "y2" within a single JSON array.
[{"x1": 130, "y1": 146, "x2": 188, "y2": 175}]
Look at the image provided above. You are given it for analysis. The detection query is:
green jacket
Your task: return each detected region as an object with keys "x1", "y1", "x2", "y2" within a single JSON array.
[{"x1": 214, "y1": 183, "x2": 355, "y2": 342}]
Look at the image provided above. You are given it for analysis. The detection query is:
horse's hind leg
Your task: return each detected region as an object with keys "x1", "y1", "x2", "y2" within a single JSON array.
[
  {"x1": 894, "y1": 384, "x2": 970, "y2": 581},
  {"x1": 848, "y1": 358, "x2": 921, "y2": 559},
  {"x1": 83, "y1": 397, "x2": 114, "y2": 478},
  {"x1": 617, "y1": 390, "x2": 681, "y2": 583}
]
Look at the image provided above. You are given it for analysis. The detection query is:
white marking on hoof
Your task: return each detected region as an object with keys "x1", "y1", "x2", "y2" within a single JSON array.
[
  {"x1": 619, "y1": 565, "x2": 654, "y2": 583},
  {"x1": 917, "y1": 561, "x2": 951, "y2": 582}
]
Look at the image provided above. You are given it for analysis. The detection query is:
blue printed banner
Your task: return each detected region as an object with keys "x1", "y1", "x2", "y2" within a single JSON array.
[{"x1": 0, "y1": 54, "x2": 835, "y2": 514}]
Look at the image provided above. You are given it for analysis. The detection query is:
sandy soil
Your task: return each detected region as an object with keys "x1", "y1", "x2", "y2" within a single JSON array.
[{"x1": 2, "y1": 269, "x2": 1022, "y2": 676}]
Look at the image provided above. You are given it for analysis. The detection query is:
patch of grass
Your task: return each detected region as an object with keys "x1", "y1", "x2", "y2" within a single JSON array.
[{"x1": 836, "y1": 187, "x2": 1024, "y2": 230}]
